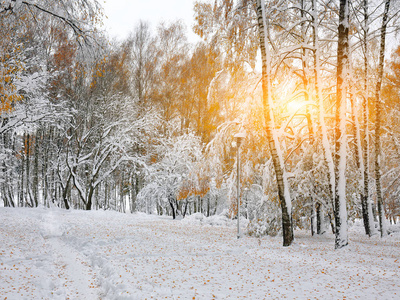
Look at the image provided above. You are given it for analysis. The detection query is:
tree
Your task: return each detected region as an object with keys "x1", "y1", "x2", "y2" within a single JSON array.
[
  {"x1": 256, "y1": 0, "x2": 293, "y2": 247},
  {"x1": 0, "y1": 0, "x2": 103, "y2": 46},
  {"x1": 180, "y1": 43, "x2": 220, "y2": 143},
  {"x1": 333, "y1": 0, "x2": 350, "y2": 249},
  {"x1": 138, "y1": 132, "x2": 203, "y2": 219},
  {"x1": 152, "y1": 21, "x2": 189, "y2": 132},
  {"x1": 359, "y1": 0, "x2": 374, "y2": 236},
  {"x1": 374, "y1": 0, "x2": 391, "y2": 237},
  {"x1": 129, "y1": 21, "x2": 157, "y2": 107}
]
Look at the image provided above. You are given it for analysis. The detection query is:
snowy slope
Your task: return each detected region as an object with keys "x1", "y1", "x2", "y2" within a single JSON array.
[{"x1": 0, "y1": 207, "x2": 399, "y2": 299}]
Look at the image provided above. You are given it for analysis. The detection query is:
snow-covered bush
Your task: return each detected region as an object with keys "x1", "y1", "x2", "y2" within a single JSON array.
[
  {"x1": 247, "y1": 215, "x2": 281, "y2": 238},
  {"x1": 138, "y1": 130, "x2": 203, "y2": 218}
]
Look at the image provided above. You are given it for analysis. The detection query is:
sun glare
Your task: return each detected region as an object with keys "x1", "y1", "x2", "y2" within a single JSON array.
[{"x1": 286, "y1": 100, "x2": 304, "y2": 114}]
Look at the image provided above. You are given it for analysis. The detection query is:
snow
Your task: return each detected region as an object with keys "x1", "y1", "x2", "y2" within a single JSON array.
[{"x1": 1, "y1": 207, "x2": 400, "y2": 299}]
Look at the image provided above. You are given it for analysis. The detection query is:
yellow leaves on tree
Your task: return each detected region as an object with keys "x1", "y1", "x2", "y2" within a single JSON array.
[
  {"x1": 177, "y1": 174, "x2": 210, "y2": 201},
  {"x1": 177, "y1": 185, "x2": 191, "y2": 201},
  {"x1": 89, "y1": 44, "x2": 131, "y2": 94},
  {"x1": 0, "y1": 16, "x2": 30, "y2": 115},
  {"x1": 193, "y1": 2, "x2": 213, "y2": 39},
  {"x1": 1, "y1": 53, "x2": 24, "y2": 115},
  {"x1": 89, "y1": 59, "x2": 106, "y2": 89},
  {"x1": 53, "y1": 40, "x2": 77, "y2": 72}
]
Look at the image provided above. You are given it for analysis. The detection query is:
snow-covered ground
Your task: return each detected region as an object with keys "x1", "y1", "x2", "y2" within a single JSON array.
[{"x1": 0, "y1": 208, "x2": 399, "y2": 299}]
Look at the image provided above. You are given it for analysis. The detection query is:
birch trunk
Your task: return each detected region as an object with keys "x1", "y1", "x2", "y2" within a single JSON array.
[
  {"x1": 256, "y1": 0, "x2": 293, "y2": 246},
  {"x1": 33, "y1": 131, "x2": 39, "y2": 207},
  {"x1": 130, "y1": 173, "x2": 137, "y2": 213},
  {"x1": 350, "y1": 92, "x2": 368, "y2": 230},
  {"x1": 300, "y1": 0, "x2": 317, "y2": 236},
  {"x1": 19, "y1": 132, "x2": 26, "y2": 207},
  {"x1": 375, "y1": 0, "x2": 391, "y2": 237},
  {"x1": 26, "y1": 133, "x2": 32, "y2": 207},
  {"x1": 312, "y1": 0, "x2": 335, "y2": 231},
  {"x1": 361, "y1": 0, "x2": 375, "y2": 236},
  {"x1": 334, "y1": 0, "x2": 349, "y2": 249}
]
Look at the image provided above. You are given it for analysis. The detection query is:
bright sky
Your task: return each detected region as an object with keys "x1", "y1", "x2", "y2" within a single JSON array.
[{"x1": 101, "y1": 0, "x2": 200, "y2": 43}]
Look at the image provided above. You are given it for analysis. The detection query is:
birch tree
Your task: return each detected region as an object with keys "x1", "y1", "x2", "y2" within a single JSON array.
[
  {"x1": 374, "y1": 0, "x2": 391, "y2": 237},
  {"x1": 360, "y1": 0, "x2": 375, "y2": 236},
  {"x1": 334, "y1": 0, "x2": 350, "y2": 249},
  {"x1": 256, "y1": 0, "x2": 293, "y2": 246}
]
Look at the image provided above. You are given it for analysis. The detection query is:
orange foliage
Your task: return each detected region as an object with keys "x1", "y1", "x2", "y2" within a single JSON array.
[
  {"x1": 177, "y1": 184, "x2": 192, "y2": 201},
  {"x1": 89, "y1": 58, "x2": 106, "y2": 89},
  {"x1": 177, "y1": 173, "x2": 210, "y2": 201},
  {"x1": 228, "y1": 199, "x2": 238, "y2": 218},
  {"x1": 0, "y1": 43, "x2": 24, "y2": 114}
]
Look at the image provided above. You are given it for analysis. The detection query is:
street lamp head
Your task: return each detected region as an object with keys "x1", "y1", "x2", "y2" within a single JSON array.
[{"x1": 234, "y1": 132, "x2": 246, "y2": 146}]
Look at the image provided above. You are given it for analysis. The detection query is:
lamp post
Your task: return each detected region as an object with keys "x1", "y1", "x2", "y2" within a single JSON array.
[{"x1": 234, "y1": 132, "x2": 245, "y2": 239}]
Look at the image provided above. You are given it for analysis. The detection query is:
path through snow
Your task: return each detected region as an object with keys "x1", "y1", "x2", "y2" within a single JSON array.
[{"x1": 0, "y1": 208, "x2": 399, "y2": 299}]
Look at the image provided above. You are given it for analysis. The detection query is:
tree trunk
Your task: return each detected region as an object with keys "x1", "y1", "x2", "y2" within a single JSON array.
[
  {"x1": 316, "y1": 202, "x2": 324, "y2": 235},
  {"x1": 33, "y1": 131, "x2": 39, "y2": 207},
  {"x1": 350, "y1": 91, "x2": 370, "y2": 235},
  {"x1": 200, "y1": 196, "x2": 203, "y2": 214},
  {"x1": 334, "y1": 0, "x2": 350, "y2": 249},
  {"x1": 130, "y1": 173, "x2": 136, "y2": 213},
  {"x1": 2, "y1": 129, "x2": 15, "y2": 207},
  {"x1": 375, "y1": 0, "x2": 391, "y2": 237},
  {"x1": 183, "y1": 199, "x2": 189, "y2": 218},
  {"x1": 119, "y1": 173, "x2": 125, "y2": 213},
  {"x1": 359, "y1": 0, "x2": 375, "y2": 237},
  {"x1": 26, "y1": 133, "x2": 34, "y2": 207},
  {"x1": 19, "y1": 132, "x2": 26, "y2": 207},
  {"x1": 302, "y1": 0, "x2": 317, "y2": 237},
  {"x1": 207, "y1": 196, "x2": 210, "y2": 217},
  {"x1": 169, "y1": 192, "x2": 176, "y2": 219},
  {"x1": 312, "y1": 0, "x2": 335, "y2": 231},
  {"x1": 256, "y1": 0, "x2": 293, "y2": 246},
  {"x1": 62, "y1": 174, "x2": 71, "y2": 210},
  {"x1": 105, "y1": 181, "x2": 109, "y2": 209},
  {"x1": 86, "y1": 184, "x2": 94, "y2": 210},
  {"x1": 95, "y1": 182, "x2": 99, "y2": 210},
  {"x1": 311, "y1": 205, "x2": 316, "y2": 236}
]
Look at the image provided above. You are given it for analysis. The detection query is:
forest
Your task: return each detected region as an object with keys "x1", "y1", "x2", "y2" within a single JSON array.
[{"x1": 1, "y1": 0, "x2": 400, "y2": 249}]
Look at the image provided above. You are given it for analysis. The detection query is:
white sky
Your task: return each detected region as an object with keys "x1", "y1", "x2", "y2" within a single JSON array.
[{"x1": 101, "y1": 0, "x2": 200, "y2": 43}]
